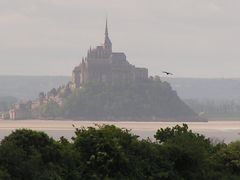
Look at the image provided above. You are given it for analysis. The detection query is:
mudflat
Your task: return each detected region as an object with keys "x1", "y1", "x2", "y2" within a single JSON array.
[{"x1": 0, "y1": 120, "x2": 239, "y2": 143}]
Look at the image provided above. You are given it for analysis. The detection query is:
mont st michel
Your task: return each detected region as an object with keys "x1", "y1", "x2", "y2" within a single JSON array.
[
  {"x1": 1, "y1": 1, "x2": 240, "y2": 179},
  {"x1": 1, "y1": 20, "x2": 199, "y2": 121}
]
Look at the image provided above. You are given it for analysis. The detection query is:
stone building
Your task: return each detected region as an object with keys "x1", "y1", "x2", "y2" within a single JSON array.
[
  {"x1": 9, "y1": 101, "x2": 32, "y2": 120},
  {"x1": 0, "y1": 112, "x2": 9, "y2": 120},
  {"x1": 71, "y1": 20, "x2": 148, "y2": 88}
]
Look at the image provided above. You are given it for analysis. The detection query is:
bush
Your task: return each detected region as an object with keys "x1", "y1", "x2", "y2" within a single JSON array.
[{"x1": 0, "y1": 125, "x2": 239, "y2": 179}]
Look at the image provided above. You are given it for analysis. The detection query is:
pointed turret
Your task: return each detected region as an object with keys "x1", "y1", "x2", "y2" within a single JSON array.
[
  {"x1": 104, "y1": 18, "x2": 112, "y2": 54},
  {"x1": 105, "y1": 19, "x2": 109, "y2": 37}
]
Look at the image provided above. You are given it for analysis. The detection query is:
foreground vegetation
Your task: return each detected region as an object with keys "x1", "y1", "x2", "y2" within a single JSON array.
[{"x1": 0, "y1": 124, "x2": 239, "y2": 180}]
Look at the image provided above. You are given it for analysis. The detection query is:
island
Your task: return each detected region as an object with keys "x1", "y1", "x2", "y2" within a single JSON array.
[{"x1": 2, "y1": 20, "x2": 203, "y2": 122}]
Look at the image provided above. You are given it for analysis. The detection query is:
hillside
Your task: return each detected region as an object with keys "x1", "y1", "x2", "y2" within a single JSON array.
[
  {"x1": 38, "y1": 79, "x2": 200, "y2": 121},
  {"x1": 2, "y1": 76, "x2": 240, "y2": 120},
  {"x1": 1, "y1": 76, "x2": 240, "y2": 101}
]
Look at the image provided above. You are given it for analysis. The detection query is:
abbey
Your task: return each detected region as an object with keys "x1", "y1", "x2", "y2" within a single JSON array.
[
  {"x1": 71, "y1": 20, "x2": 148, "y2": 88},
  {"x1": 1, "y1": 20, "x2": 149, "y2": 120}
]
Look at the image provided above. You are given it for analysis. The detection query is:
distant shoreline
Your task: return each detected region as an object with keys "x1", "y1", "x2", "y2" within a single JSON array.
[
  {"x1": 0, "y1": 120, "x2": 239, "y2": 143},
  {"x1": 8, "y1": 116, "x2": 207, "y2": 122}
]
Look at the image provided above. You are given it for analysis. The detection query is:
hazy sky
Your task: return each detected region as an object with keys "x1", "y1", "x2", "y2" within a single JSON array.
[{"x1": 1, "y1": 0, "x2": 240, "y2": 78}]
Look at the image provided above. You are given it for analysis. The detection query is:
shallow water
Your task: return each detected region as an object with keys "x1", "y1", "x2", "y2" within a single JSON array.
[{"x1": 0, "y1": 120, "x2": 239, "y2": 143}]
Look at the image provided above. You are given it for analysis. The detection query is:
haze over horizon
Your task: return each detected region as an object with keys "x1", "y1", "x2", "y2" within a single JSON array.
[{"x1": 1, "y1": 0, "x2": 240, "y2": 78}]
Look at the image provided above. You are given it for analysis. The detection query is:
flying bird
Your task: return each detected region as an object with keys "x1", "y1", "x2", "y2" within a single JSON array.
[{"x1": 162, "y1": 71, "x2": 173, "y2": 75}]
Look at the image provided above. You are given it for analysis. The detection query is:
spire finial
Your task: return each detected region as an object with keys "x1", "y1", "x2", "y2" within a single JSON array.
[
  {"x1": 104, "y1": 17, "x2": 112, "y2": 52},
  {"x1": 105, "y1": 17, "x2": 108, "y2": 37}
]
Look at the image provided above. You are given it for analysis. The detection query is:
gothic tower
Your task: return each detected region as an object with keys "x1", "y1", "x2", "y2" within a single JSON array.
[
  {"x1": 71, "y1": 19, "x2": 148, "y2": 89},
  {"x1": 104, "y1": 19, "x2": 112, "y2": 56}
]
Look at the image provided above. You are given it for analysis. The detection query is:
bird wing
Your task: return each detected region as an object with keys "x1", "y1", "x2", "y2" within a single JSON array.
[{"x1": 163, "y1": 71, "x2": 173, "y2": 75}]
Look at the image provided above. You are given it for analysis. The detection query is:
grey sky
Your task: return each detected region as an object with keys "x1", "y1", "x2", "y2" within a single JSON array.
[{"x1": 0, "y1": 0, "x2": 240, "y2": 78}]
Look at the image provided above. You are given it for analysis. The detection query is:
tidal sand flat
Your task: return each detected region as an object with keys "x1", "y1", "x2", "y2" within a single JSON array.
[{"x1": 0, "y1": 120, "x2": 239, "y2": 143}]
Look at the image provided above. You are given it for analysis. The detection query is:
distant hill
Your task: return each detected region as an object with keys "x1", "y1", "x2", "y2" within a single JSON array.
[
  {"x1": 163, "y1": 77, "x2": 240, "y2": 101},
  {"x1": 162, "y1": 78, "x2": 240, "y2": 119},
  {"x1": 0, "y1": 76, "x2": 69, "y2": 100}
]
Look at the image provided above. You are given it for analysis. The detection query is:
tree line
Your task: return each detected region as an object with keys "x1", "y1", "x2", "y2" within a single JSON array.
[
  {"x1": 0, "y1": 124, "x2": 239, "y2": 179},
  {"x1": 185, "y1": 99, "x2": 240, "y2": 119}
]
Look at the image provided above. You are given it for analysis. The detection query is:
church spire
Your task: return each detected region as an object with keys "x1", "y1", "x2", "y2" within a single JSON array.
[
  {"x1": 105, "y1": 18, "x2": 108, "y2": 37},
  {"x1": 104, "y1": 18, "x2": 112, "y2": 54}
]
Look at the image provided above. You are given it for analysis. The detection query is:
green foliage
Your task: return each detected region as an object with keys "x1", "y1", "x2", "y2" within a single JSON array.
[
  {"x1": 61, "y1": 80, "x2": 197, "y2": 120},
  {"x1": 0, "y1": 168, "x2": 11, "y2": 180},
  {"x1": 211, "y1": 141, "x2": 240, "y2": 179},
  {"x1": 73, "y1": 125, "x2": 138, "y2": 179},
  {"x1": 0, "y1": 125, "x2": 239, "y2": 179},
  {"x1": 73, "y1": 125, "x2": 173, "y2": 179},
  {"x1": 0, "y1": 129, "x2": 64, "y2": 180},
  {"x1": 40, "y1": 100, "x2": 62, "y2": 119},
  {"x1": 154, "y1": 124, "x2": 209, "y2": 144},
  {"x1": 155, "y1": 124, "x2": 214, "y2": 179}
]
